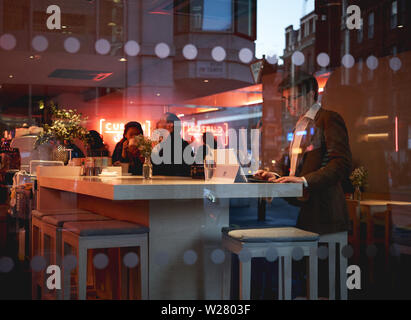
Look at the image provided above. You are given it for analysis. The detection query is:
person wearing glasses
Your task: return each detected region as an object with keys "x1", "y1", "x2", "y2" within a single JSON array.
[{"x1": 255, "y1": 72, "x2": 352, "y2": 235}]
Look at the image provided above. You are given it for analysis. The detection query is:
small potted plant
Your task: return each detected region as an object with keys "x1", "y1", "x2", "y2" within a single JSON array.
[
  {"x1": 350, "y1": 166, "x2": 368, "y2": 201},
  {"x1": 134, "y1": 135, "x2": 157, "y2": 179}
]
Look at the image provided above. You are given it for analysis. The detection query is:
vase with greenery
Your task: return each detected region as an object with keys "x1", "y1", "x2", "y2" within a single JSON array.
[
  {"x1": 350, "y1": 166, "x2": 368, "y2": 201},
  {"x1": 134, "y1": 135, "x2": 157, "y2": 179},
  {"x1": 36, "y1": 104, "x2": 89, "y2": 163}
]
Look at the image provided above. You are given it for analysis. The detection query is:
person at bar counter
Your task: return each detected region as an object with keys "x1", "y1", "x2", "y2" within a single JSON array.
[
  {"x1": 112, "y1": 121, "x2": 145, "y2": 175},
  {"x1": 255, "y1": 72, "x2": 352, "y2": 235},
  {"x1": 152, "y1": 112, "x2": 192, "y2": 177},
  {"x1": 86, "y1": 130, "x2": 109, "y2": 157}
]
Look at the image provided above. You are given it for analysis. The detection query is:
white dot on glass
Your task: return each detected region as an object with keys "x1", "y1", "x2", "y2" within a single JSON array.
[
  {"x1": 183, "y1": 250, "x2": 198, "y2": 265},
  {"x1": 155, "y1": 42, "x2": 170, "y2": 59},
  {"x1": 341, "y1": 245, "x2": 354, "y2": 258},
  {"x1": 125, "y1": 40, "x2": 140, "y2": 56},
  {"x1": 317, "y1": 53, "x2": 330, "y2": 67},
  {"x1": 366, "y1": 55, "x2": 378, "y2": 70},
  {"x1": 342, "y1": 54, "x2": 355, "y2": 69},
  {"x1": 31, "y1": 256, "x2": 46, "y2": 272},
  {"x1": 266, "y1": 55, "x2": 278, "y2": 65},
  {"x1": 317, "y1": 246, "x2": 329, "y2": 260},
  {"x1": 0, "y1": 34, "x2": 17, "y2": 50},
  {"x1": 64, "y1": 37, "x2": 80, "y2": 53},
  {"x1": 210, "y1": 249, "x2": 225, "y2": 264},
  {"x1": 238, "y1": 249, "x2": 251, "y2": 263},
  {"x1": 63, "y1": 255, "x2": 77, "y2": 271},
  {"x1": 211, "y1": 46, "x2": 226, "y2": 62},
  {"x1": 93, "y1": 253, "x2": 109, "y2": 269},
  {"x1": 265, "y1": 247, "x2": 278, "y2": 262},
  {"x1": 154, "y1": 251, "x2": 169, "y2": 266},
  {"x1": 123, "y1": 252, "x2": 139, "y2": 268},
  {"x1": 390, "y1": 57, "x2": 402, "y2": 71},
  {"x1": 95, "y1": 39, "x2": 111, "y2": 55},
  {"x1": 0, "y1": 257, "x2": 14, "y2": 273},
  {"x1": 32, "y1": 35, "x2": 48, "y2": 52},
  {"x1": 292, "y1": 247, "x2": 304, "y2": 261},
  {"x1": 182, "y1": 44, "x2": 198, "y2": 60},
  {"x1": 239, "y1": 48, "x2": 253, "y2": 64},
  {"x1": 292, "y1": 51, "x2": 305, "y2": 66}
]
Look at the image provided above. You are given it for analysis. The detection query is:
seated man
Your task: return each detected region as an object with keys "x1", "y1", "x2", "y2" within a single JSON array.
[{"x1": 152, "y1": 112, "x2": 192, "y2": 177}]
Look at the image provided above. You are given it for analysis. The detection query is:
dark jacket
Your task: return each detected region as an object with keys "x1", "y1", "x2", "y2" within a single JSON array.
[
  {"x1": 112, "y1": 139, "x2": 143, "y2": 175},
  {"x1": 152, "y1": 132, "x2": 192, "y2": 177},
  {"x1": 275, "y1": 108, "x2": 352, "y2": 235}
]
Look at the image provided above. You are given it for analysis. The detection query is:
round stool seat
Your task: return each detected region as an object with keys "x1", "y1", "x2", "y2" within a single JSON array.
[
  {"x1": 42, "y1": 213, "x2": 111, "y2": 227},
  {"x1": 63, "y1": 220, "x2": 149, "y2": 236},
  {"x1": 225, "y1": 227, "x2": 319, "y2": 243}
]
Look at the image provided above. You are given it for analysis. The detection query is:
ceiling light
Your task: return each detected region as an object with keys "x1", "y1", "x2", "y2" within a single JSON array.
[
  {"x1": 398, "y1": 25, "x2": 404, "y2": 28},
  {"x1": 108, "y1": 22, "x2": 116, "y2": 27},
  {"x1": 119, "y1": 57, "x2": 127, "y2": 62},
  {"x1": 156, "y1": 93, "x2": 161, "y2": 96},
  {"x1": 62, "y1": 25, "x2": 67, "y2": 29},
  {"x1": 204, "y1": 79, "x2": 209, "y2": 83},
  {"x1": 8, "y1": 75, "x2": 13, "y2": 79}
]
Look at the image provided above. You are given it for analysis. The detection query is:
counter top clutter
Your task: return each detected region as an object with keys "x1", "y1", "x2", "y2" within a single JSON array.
[{"x1": 37, "y1": 175, "x2": 303, "y2": 201}]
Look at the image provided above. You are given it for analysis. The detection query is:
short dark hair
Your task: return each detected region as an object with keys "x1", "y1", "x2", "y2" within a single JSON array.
[
  {"x1": 123, "y1": 121, "x2": 143, "y2": 138},
  {"x1": 278, "y1": 72, "x2": 319, "y2": 101},
  {"x1": 163, "y1": 112, "x2": 181, "y2": 124}
]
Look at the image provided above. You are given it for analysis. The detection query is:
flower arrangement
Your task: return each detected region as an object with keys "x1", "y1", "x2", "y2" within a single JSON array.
[
  {"x1": 36, "y1": 104, "x2": 89, "y2": 146},
  {"x1": 350, "y1": 166, "x2": 368, "y2": 190},
  {"x1": 134, "y1": 134, "x2": 157, "y2": 158}
]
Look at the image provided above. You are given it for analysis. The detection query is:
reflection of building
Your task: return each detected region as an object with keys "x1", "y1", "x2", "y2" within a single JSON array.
[
  {"x1": 282, "y1": 11, "x2": 318, "y2": 75},
  {"x1": 0, "y1": 0, "x2": 257, "y2": 151}
]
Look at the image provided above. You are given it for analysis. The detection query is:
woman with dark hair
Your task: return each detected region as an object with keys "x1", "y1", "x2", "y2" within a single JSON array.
[
  {"x1": 112, "y1": 121, "x2": 145, "y2": 175},
  {"x1": 86, "y1": 130, "x2": 109, "y2": 157}
]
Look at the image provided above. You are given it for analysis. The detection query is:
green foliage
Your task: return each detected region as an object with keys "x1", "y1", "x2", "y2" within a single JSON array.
[
  {"x1": 134, "y1": 135, "x2": 157, "y2": 158},
  {"x1": 36, "y1": 104, "x2": 89, "y2": 146},
  {"x1": 350, "y1": 166, "x2": 368, "y2": 189}
]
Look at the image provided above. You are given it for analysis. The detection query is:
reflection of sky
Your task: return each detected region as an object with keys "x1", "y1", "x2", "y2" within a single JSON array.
[
  {"x1": 256, "y1": 0, "x2": 315, "y2": 62},
  {"x1": 202, "y1": 0, "x2": 232, "y2": 31}
]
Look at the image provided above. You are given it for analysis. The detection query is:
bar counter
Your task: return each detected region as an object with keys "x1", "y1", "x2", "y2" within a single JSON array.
[{"x1": 37, "y1": 175, "x2": 303, "y2": 299}]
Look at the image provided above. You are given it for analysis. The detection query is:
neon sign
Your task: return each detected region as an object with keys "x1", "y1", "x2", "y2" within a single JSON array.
[
  {"x1": 99, "y1": 119, "x2": 151, "y2": 143},
  {"x1": 182, "y1": 122, "x2": 229, "y2": 146}
]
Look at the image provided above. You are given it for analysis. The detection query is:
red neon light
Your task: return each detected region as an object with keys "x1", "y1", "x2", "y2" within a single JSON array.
[
  {"x1": 93, "y1": 73, "x2": 113, "y2": 81},
  {"x1": 395, "y1": 116, "x2": 399, "y2": 152},
  {"x1": 182, "y1": 122, "x2": 229, "y2": 146},
  {"x1": 99, "y1": 119, "x2": 151, "y2": 143}
]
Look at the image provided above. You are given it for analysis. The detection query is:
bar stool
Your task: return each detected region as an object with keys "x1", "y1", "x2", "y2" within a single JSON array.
[
  {"x1": 222, "y1": 227, "x2": 319, "y2": 300},
  {"x1": 61, "y1": 220, "x2": 149, "y2": 300},
  {"x1": 30, "y1": 209, "x2": 92, "y2": 299},
  {"x1": 41, "y1": 213, "x2": 111, "y2": 299},
  {"x1": 319, "y1": 232, "x2": 348, "y2": 300}
]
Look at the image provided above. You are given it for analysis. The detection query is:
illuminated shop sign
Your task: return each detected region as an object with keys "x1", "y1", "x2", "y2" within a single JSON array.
[
  {"x1": 99, "y1": 119, "x2": 151, "y2": 143},
  {"x1": 182, "y1": 122, "x2": 229, "y2": 146}
]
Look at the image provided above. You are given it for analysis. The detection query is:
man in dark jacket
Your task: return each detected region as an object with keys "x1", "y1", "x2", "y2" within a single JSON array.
[
  {"x1": 257, "y1": 72, "x2": 352, "y2": 235},
  {"x1": 152, "y1": 112, "x2": 192, "y2": 177}
]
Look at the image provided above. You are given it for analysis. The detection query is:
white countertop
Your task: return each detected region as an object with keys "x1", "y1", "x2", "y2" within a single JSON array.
[{"x1": 38, "y1": 175, "x2": 303, "y2": 201}]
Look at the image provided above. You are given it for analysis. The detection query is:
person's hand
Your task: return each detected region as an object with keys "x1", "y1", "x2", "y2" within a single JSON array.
[
  {"x1": 128, "y1": 144, "x2": 139, "y2": 155},
  {"x1": 268, "y1": 176, "x2": 304, "y2": 183},
  {"x1": 122, "y1": 140, "x2": 129, "y2": 151},
  {"x1": 254, "y1": 170, "x2": 276, "y2": 180}
]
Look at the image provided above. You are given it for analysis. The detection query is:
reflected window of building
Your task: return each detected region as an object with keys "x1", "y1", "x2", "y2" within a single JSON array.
[
  {"x1": 368, "y1": 12, "x2": 374, "y2": 39},
  {"x1": 190, "y1": 0, "x2": 233, "y2": 32},
  {"x1": 391, "y1": 0, "x2": 398, "y2": 29},
  {"x1": 236, "y1": 0, "x2": 255, "y2": 38},
  {"x1": 357, "y1": 23, "x2": 363, "y2": 43}
]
